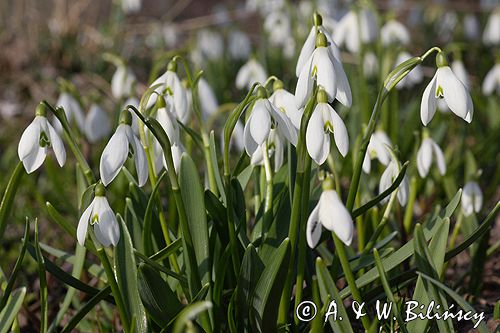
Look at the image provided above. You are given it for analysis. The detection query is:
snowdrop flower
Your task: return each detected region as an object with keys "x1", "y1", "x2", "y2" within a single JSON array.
[
  {"x1": 121, "y1": 0, "x2": 141, "y2": 14},
  {"x1": 162, "y1": 24, "x2": 178, "y2": 48},
  {"x1": 249, "y1": 129, "x2": 285, "y2": 172},
  {"x1": 334, "y1": 8, "x2": 378, "y2": 54},
  {"x1": 306, "y1": 89, "x2": 349, "y2": 165},
  {"x1": 363, "y1": 51, "x2": 379, "y2": 78},
  {"x1": 395, "y1": 51, "x2": 423, "y2": 89},
  {"x1": 235, "y1": 59, "x2": 267, "y2": 90},
  {"x1": 482, "y1": 63, "x2": 500, "y2": 96},
  {"x1": 461, "y1": 181, "x2": 483, "y2": 216},
  {"x1": 18, "y1": 103, "x2": 66, "y2": 174},
  {"x1": 463, "y1": 14, "x2": 480, "y2": 41},
  {"x1": 362, "y1": 130, "x2": 392, "y2": 174},
  {"x1": 483, "y1": 9, "x2": 500, "y2": 46},
  {"x1": 381, "y1": 19, "x2": 410, "y2": 46},
  {"x1": 264, "y1": 10, "x2": 292, "y2": 47},
  {"x1": 228, "y1": 30, "x2": 251, "y2": 61},
  {"x1": 306, "y1": 177, "x2": 354, "y2": 247},
  {"x1": 111, "y1": 65, "x2": 136, "y2": 99},
  {"x1": 55, "y1": 92, "x2": 85, "y2": 132},
  {"x1": 269, "y1": 80, "x2": 302, "y2": 129},
  {"x1": 296, "y1": 32, "x2": 352, "y2": 109},
  {"x1": 451, "y1": 59, "x2": 470, "y2": 90},
  {"x1": 85, "y1": 104, "x2": 110, "y2": 143},
  {"x1": 296, "y1": 13, "x2": 342, "y2": 78},
  {"x1": 420, "y1": 51, "x2": 473, "y2": 126},
  {"x1": 379, "y1": 154, "x2": 409, "y2": 206},
  {"x1": 197, "y1": 29, "x2": 224, "y2": 61},
  {"x1": 155, "y1": 97, "x2": 180, "y2": 146},
  {"x1": 123, "y1": 97, "x2": 140, "y2": 135},
  {"x1": 146, "y1": 61, "x2": 189, "y2": 123},
  {"x1": 416, "y1": 133, "x2": 446, "y2": 177},
  {"x1": 100, "y1": 110, "x2": 148, "y2": 187},
  {"x1": 77, "y1": 183, "x2": 119, "y2": 247},
  {"x1": 244, "y1": 86, "x2": 297, "y2": 159},
  {"x1": 197, "y1": 78, "x2": 219, "y2": 119}
]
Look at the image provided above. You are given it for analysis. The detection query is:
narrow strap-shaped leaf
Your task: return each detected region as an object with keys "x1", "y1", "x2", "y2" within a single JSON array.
[
  {"x1": 34, "y1": 220, "x2": 48, "y2": 333},
  {"x1": 142, "y1": 171, "x2": 167, "y2": 256},
  {"x1": 0, "y1": 287, "x2": 26, "y2": 333},
  {"x1": 0, "y1": 162, "x2": 24, "y2": 242},
  {"x1": 171, "y1": 301, "x2": 213, "y2": 333}
]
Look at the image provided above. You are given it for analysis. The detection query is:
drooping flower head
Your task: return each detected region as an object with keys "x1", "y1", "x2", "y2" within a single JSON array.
[
  {"x1": 18, "y1": 103, "x2": 66, "y2": 174},
  {"x1": 461, "y1": 181, "x2": 483, "y2": 216},
  {"x1": 244, "y1": 86, "x2": 297, "y2": 160},
  {"x1": 100, "y1": 110, "x2": 148, "y2": 187},
  {"x1": 84, "y1": 103, "x2": 110, "y2": 144},
  {"x1": 111, "y1": 65, "x2": 136, "y2": 100},
  {"x1": 482, "y1": 63, "x2": 500, "y2": 96},
  {"x1": 362, "y1": 130, "x2": 392, "y2": 174},
  {"x1": 236, "y1": 59, "x2": 268, "y2": 90},
  {"x1": 306, "y1": 88, "x2": 349, "y2": 165},
  {"x1": 306, "y1": 177, "x2": 354, "y2": 248},
  {"x1": 296, "y1": 31, "x2": 352, "y2": 109},
  {"x1": 334, "y1": 8, "x2": 378, "y2": 54},
  {"x1": 54, "y1": 91, "x2": 85, "y2": 132},
  {"x1": 77, "y1": 183, "x2": 120, "y2": 247},
  {"x1": 269, "y1": 79, "x2": 302, "y2": 130},
  {"x1": 379, "y1": 150, "x2": 409, "y2": 206},
  {"x1": 483, "y1": 9, "x2": 500, "y2": 46},
  {"x1": 380, "y1": 18, "x2": 410, "y2": 46},
  {"x1": 416, "y1": 130, "x2": 446, "y2": 178},
  {"x1": 420, "y1": 51, "x2": 473, "y2": 126}
]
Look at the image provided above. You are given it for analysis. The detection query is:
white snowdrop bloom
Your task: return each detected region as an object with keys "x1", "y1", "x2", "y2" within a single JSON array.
[
  {"x1": 334, "y1": 8, "x2": 378, "y2": 54},
  {"x1": 228, "y1": 30, "x2": 251, "y2": 61},
  {"x1": 77, "y1": 184, "x2": 119, "y2": 247},
  {"x1": 223, "y1": 120, "x2": 245, "y2": 153},
  {"x1": 85, "y1": 104, "x2": 110, "y2": 143},
  {"x1": 416, "y1": 136, "x2": 446, "y2": 177},
  {"x1": 264, "y1": 10, "x2": 292, "y2": 46},
  {"x1": 483, "y1": 9, "x2": 500, "y2": 46},
  {"x1": 197, "y1": 78, "x2": 219, "y2": 118},
  {"x1": 18, "y1": 104, "x2": 66, "y2": 174},
  {"x1": 463, "y1": 14, "x2": 480, "y2": 41},
  {"x1": 461, "y1": 181, "x2": 483, "y2": 216},
  {"x1": 269, "y1": 80, "x2": 302, "y2": 130},
  {"x1": 155, "y1": 97, "x2": 180, "y2": 146},
  {"x1": 451, "y1": 59, "x2": 470, "y2": 90},
  {"x1": 482, "y1": 63, "x2": 500, "y2": 96},
  {"x1": 197, "y1": 29, "x2": 224, "y2": 61},
  {"x1": 379, "y1": 156, "x2": 409, "y2": 206},
  {"x1": 121, "y1": 0, "x2": 141, "y2": 14},
  {"x1": 146, "y1": 61, "x2": 189, "y2": 123},
  {"x1": 363, "y1": 51, "x2": 379, "y2": 78},
  {"x1": 306, "y1": 179, "x2": 354, "y2": 248},
  {"x1": 162, "y1": 24, "x2": 178, "y2": 48},
  {"x1": 111, "y1": 65, "x2": 136, "y2": 99},
  {"x1": 296, "y1": 14, "x2": 342, "y2": 77},
  {"x1": 420, "y1": 52, "x2": 473, "y2": 126},
  {"x1": 244, "y1": 86, "x2": 297, "y2": 159},
  {"x1": 55, "y1": 92, "x2": 85, "y2": 132},
  {"x1": 362, "y1": 130, "x2": 392, "y2": 174},
  {"x1": 249, "y1": 129, "x2": 285, "y2": 172},
  {"x1": 154, "y1": 141, "x2": 184, "y2": 173},
  {"x1": 235, "y1": 59, "x2": 267, "y2": 90},
  {"x1": 395, "y1": 51, "x2": 423, "y2": 89},
  {"x1": 306, "y1": 89, "x2": 349, "y2": 165},
  {"x1": 100, "y1": 111, "x2": 148, "y2": 187},
  {"x1": 296, "y1": 32, "x2": 352, "y2": 108},
  {"x1": 380, "y1": 19, "x2": 410, "y2": 46}
]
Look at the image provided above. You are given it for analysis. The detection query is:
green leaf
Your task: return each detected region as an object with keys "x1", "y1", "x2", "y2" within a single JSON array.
[
  {"x1": 34, "y1": 220, "x2": 48, "y2": 333},
  {"x1": 142, "y1": 171, "x2": 167, "y2": 256},
  {"x1": 114, "y1": 216, "x2": 148, "y2": 333},
  {"x1": 179, "y1": 153, "x2": 211, "y2": 290},
  {"x1": 252, "y1": 238, "x2": 290, "y2": 331},
  {"x1": 171, "y1": 301, "x2": 212, "y2": 333},
  {"x1": 418, "y1": 272, "x2": 489, "y2": 333},
  {"x1": 138, "y1": 263, "x2": 182, "y2": 327},
  {"x1": 209, "y1": 130, "x2": 226, "y2": 202},
  {"x1": 0, "y1": 162, "x2": 24, "y2": 242},
  {"x1": 0, "y1": 287, "x2": 26, "y2": 333},
  {"x1": 316, "y1": 257, "x2": 353, "y2": 333}
]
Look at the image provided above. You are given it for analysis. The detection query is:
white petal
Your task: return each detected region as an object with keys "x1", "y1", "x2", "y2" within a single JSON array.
[
  {"x1": 85, "y1": 104, "x2": 110, "y2": 143},
  {"x1": 306, "y1": 105, "x2": 330, "y2": 165},
  {"x1": 18, "y1": 117, "x2": 42, "y2": 162},
  {"x1": 313, "y1": 48, "x2": 337, "y2": 102},
  {"x1": 371, "y1": 131, "x2": 392, "y2": 165},
  {"x1": 270, "y1": 89, "x2": 302, "y2": 130},
  {"x1": 462, "y1": 182, "x2": 482, "y2": 216},
  {"x1": 327, "y1": 105, "x2": 349, "y2": 157},
  {"x1": 126, "y1": 127, "x2": 148, "y2": 187},
  {"x1": 249, "y1": 100, "x2": 271, "y2": 145},
  {"x1": 379, "y1": 162, "x2": 396, "y2": 202},
  {"x1": 318, "y1": 190, "x2": 353, "y2": 246},
  {"x1": 362, "y1": 154, "x2": 371, "y2": 174},
  {"x1": 306, "y1": 203, "x2": 322, "y2": 248},
  {"x1": 198, "y1": 78, "x2": 218, "y2": 117},
  {"x1": 156, "y1": 107, "x2": 180, "y2": 145},
  {"x1": 416, "y1": 138, "x2": 432, "y2": 177},
  {"x1": 431, "y1": 140, "x2": 446, "y2": 175},
  {"x1": 243, "y1": 116, "x2": 259, "y2": 156},
  {"x1": 77, "y1": 200, "x2": 94, "y2": 246},
  {"x1": 296, "y1": 27, "x2": 316, "y2": 77},
  {"x1": 482, "y1": 64, "x2": 500, "y2": 96},
  {"x1": 93, "y1": 197, "x2": 120, "y2": 247},
  {"x1": 270, "y1": 102, "x2": 298, "y2": 146},
  {"x1": 437, "y1": 66, "x2": 473, "y2": 123},
  {"x1": 420, "y1": 72, "x2": 438, "y2": 126},
  {"x1": 167, "y1": 71, "x2": 189, "y2": 123},
  {"x1": 99, "y1": 125, "x2": 129, "y2": 186},
  {"x1": 295, "y1": 54, "x2": 314, "y2": 108},
  {"x1": 46, "y1": 120, "x2": 66, "y2": 167},
  {"x1": 331, "y1": 54, "x2": 352, "y2": 107}
]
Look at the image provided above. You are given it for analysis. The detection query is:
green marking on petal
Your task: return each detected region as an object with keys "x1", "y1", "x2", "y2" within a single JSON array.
[
  {"x1": 165, "y1": 87, "x2": 174, "y2": 96},
  {"x1": 128, "y1": 143, "x2": 135, "y2": 159},
  {"x1": 39, "y1": 131, "x2": 51, "y2": 148},
  {"x1": 324, "y1": 121, "x2": 333, "y2": 133},
  {"x1": 435, "y1": 85, "x2": 444, "y2": 98},
  {"x1": 91, "y1": 214, "x2": 99, "y2": 225}
]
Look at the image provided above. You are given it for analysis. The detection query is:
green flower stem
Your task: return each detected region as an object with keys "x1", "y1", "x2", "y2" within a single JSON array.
[
  {"x1": 41, "y1": 101, "x2": 95, "y2": 185},
  {"x1": 262, "y1": 141, "x2": 274, "y2": 235},
  {"x1": 0, "y1": 162, "x2": 24, "y2": 243},
  {"x1": 403, "y1": 176, "x2": 418, "y2": 235},
  {"x1": 96, "y1": 247, "x2": 130, "y2": 332},
  {"x1": 202, "y1": 131, "x2": 219, "y2": 197},
  {"x1": 332, "y1": 233, "x2": 371, "y2": 330},
  {"x1": 278, "y1": 89, "x2": 316, "y2": 326}
]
